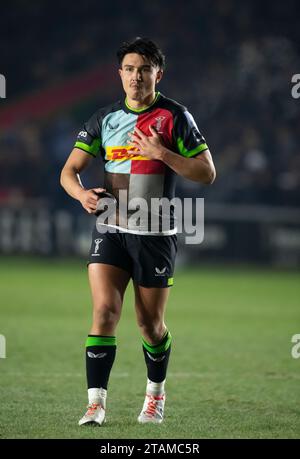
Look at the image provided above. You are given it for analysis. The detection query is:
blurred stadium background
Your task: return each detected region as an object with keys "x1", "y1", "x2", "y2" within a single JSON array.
[{"x1": 0, "y1": 0, "x2": 299, "y2": 439}]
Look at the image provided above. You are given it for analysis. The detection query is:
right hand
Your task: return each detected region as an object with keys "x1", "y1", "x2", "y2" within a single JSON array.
[{"x1": 78, "y1": 187, "x2": 106, "y2": 214}]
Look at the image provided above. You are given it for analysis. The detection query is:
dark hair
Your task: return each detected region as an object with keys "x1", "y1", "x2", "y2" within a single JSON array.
[{"x1": 117, "y1": 37, "x2": 165, "y2": 70}]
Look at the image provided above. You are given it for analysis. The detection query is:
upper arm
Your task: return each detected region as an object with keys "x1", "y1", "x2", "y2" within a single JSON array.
[
  {"x1": 193, "y1": 148, "x2": 216, "y2": 183},
  {"x1": 194, "y1": 148, "x2": 213, "y2": 164},
  {"x1": 62, "y1": 148, "x2": 94, "y2": 174},
  {"x1": 62, "y1": 110, "x2": 102, "y2": 174},
  {"x1": 173, "y1": 108, "x2": 208, "y2": 158}
]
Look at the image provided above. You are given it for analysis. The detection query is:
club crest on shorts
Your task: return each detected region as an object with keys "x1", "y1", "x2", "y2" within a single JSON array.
[{"x1": 92, "y1": 238, "x2": 103, "y2": 256}]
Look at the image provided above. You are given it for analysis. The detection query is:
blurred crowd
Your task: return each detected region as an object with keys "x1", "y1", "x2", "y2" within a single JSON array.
[{"x1": 1, "y1": 0, "x2": 299, "y2": 209}]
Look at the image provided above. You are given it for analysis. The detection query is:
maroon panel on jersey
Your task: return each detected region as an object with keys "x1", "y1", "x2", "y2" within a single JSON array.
[
  {"x1": 135, "y1": 108, "x2": 174, "y2": 149},
  {"x1": 130, "y1": 159, "x2": 166, "y2": 174}
]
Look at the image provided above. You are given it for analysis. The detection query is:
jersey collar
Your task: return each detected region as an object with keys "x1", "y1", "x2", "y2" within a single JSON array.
[{"x1": 122, "y1": 91, "x2": 161, "y2": 114}]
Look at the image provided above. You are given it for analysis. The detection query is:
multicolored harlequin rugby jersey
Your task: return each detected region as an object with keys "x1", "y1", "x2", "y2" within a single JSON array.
[{"x1": 74, "y1": 91, "x2": 208, "y2": 235}]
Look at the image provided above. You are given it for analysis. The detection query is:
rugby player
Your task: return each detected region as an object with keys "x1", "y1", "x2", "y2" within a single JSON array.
[{"x1": 60, "y1": 37, "x2": 216, "y2": 426}]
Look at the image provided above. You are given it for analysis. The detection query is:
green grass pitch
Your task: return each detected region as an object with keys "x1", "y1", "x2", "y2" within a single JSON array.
[{"x1": 0, "y1": 257, "x2": 299, "y2": 439}]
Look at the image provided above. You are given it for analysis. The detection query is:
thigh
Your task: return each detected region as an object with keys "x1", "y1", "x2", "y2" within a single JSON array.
[
  {"x1": 88, "y1": 263, "x2": 131, "y2": 309},
  {"x1": 134, "y1": 283, "x2": 170, "y2": 323}
]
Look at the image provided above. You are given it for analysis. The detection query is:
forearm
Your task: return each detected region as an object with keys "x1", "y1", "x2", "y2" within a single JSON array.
[
  {"x1": 159, "y1": 147, "x2": 216, "y2": 184},
  {"x1": 60, "y1": 167, "x2": 85, "y2": 201}
]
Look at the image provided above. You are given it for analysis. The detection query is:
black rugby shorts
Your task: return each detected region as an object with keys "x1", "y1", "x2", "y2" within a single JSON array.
[{"x1": 88, "y1": 226, "x2": 177, "y2": 288}]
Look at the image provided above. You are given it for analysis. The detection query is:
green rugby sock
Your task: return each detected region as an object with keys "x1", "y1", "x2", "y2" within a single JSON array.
[
  {"x1": 142, "y1": 330, "x2": 172, "y2": 383},
  {"x1": 85, "y1": 335, "x2": 116, "y2": 390}
]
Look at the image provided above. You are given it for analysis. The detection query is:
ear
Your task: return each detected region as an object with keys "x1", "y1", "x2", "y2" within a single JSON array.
[
  {"x1": 118, "y1": 68, "x2": 122, "y2": 78},
  {"x1": 156, "y1": 69, "x2": 163, "y2": 84}
]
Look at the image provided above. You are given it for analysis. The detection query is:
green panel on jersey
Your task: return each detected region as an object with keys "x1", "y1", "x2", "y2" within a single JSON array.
[
  {"x1": 75, "y1": 138, "x2": 101, "y2": 157},
  {"x1": 86, "y1": 336, "x2": 116, "y2": 347},
  {"x1": 176, "y1": 137, "x2": 208, "y2": 157}
]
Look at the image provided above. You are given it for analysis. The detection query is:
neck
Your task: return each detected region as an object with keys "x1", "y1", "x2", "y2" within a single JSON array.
[{"x1": 126, "y1": 91, "x2": 157, "y2": 110}]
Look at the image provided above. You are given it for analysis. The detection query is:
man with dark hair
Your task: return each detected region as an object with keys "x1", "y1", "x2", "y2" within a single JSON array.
[
  {"x1": 60, "y1": 37, "x2": 216, "y2": 426},
  {"x1": 117, "y1": 37, "x2": 166, "y2": 70}
]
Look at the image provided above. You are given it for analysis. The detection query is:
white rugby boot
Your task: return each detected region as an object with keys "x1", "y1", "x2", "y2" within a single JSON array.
[
  {"x1": 137, "y1": 393, "x2": 165, "y2": 424},
  {"x1": 78, "y1": 388, "x2": 106, "y2": 426}
]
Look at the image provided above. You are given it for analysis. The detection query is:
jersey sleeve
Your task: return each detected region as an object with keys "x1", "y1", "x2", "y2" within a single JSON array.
[
  {"x1": 173, "y1": 109, "x2": 208, "y2": 158},
  {"x1": 74, "y1": 111, "x2": 102, "y2": 158}
]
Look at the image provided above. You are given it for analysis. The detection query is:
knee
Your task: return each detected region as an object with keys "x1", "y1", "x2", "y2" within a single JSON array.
[
  {"x1": 93, "y1": 302, "x2": 121, "y2": 328},
  {"x1": 137, "y1": 318, "x2": 165, "y2": 345}
]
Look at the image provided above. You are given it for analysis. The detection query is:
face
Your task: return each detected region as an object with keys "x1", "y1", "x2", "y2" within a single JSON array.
[{"x1": 118, "y1": 53, "x2": 163, "y2": 102}]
